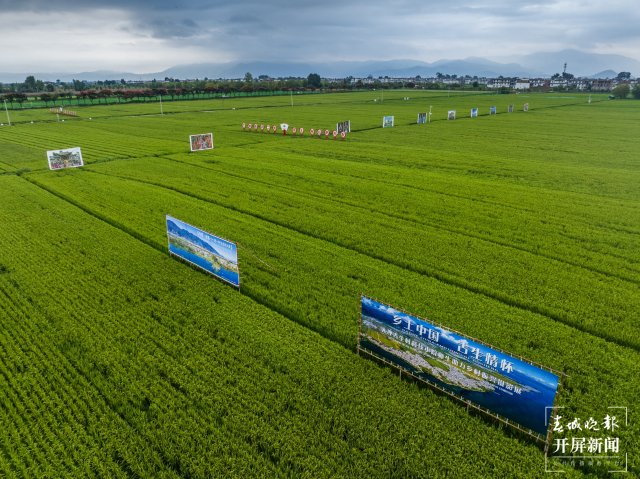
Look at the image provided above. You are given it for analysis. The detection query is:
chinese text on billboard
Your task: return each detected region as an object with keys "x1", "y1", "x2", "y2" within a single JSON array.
[{"x1": 359, "y1": 296, "x2": 559, "y2": 437}]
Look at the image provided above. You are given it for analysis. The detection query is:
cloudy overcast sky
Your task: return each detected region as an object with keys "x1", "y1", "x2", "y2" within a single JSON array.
[{"x1": 1, "y1": 0, "x2": 638, "y2": 73}]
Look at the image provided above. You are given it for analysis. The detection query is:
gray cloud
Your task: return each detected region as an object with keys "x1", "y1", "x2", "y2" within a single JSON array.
[
  {"x1": 0, "y1": 0, "x2": 638, "y2": 73},
  {"x1": 131, "y1": 18, "x2": 201, "y2": 39}
]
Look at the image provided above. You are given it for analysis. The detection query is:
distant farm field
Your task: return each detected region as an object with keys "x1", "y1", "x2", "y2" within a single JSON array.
[{"x1": 0, "y1": 90, "x2": 638, "y2": 478}]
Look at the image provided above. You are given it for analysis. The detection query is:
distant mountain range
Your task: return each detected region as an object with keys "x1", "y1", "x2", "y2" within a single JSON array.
[{"x1": 1, "y1": 49, "x2": 638, "y2": 83}]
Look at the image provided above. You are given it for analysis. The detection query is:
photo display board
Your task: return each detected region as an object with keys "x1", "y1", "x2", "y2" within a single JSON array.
[
  {"x1": 382, "y1": 116, "x2": 394, "y2": 128},
  {"x1": 447, "y1": 110, "x2": 456, "y2": 120},
  {"x1": 359, "y1": 296, "x2": 560, "y2": 438},
  {"x1": 189, "y1": 133, "x2": 214, "y2": 151},
  {"x1": 470, "y1": 108, "x2": 478, "y2": 118},
  {"x1": 417, "y1": 113, "x2": 427, "y2": 124},
  {"x1": 490, "y1": 106, "x2": 497, "y2": 115},
  {"x1": 166, "y1": 215, "x2": 239, "y2": 287},
  {"x1": 337, "y1": 120, "x2": 351, "y2": 134},
  {"x1": 47, "y1": 147, "x2": 83, "y2": 170}
]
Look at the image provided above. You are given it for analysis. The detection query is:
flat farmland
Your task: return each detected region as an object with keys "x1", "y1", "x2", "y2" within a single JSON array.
[{"x1": 0, "y1": 90, "x2": 638, "y2": 478}]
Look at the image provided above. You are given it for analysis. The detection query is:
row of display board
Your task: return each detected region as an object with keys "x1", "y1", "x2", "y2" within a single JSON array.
[
  {"x1": 47, "y1": 132, "x2": 214, "y2": 169},
  {"x1": 242, "y1": 121, "x2": 351, "y2": 137},
  {"x1": 386, "y1": 103, "x2": 530, "y2": 126},
  {"x1": 162, "y1": 214, "x2": 560, "y2": 444},
  {"x1": 46, "y1": 103, "x2": 532, "y2": 168},
  {"x1": 44, "y1": 106, "x2": 560, "y2": 446}
]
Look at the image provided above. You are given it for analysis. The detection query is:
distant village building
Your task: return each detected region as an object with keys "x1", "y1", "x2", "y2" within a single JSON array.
[
  {"x1": 487, "y1": 78, "x2": 512, "y2": 89},
  {"x1": 572, "y1": 79, "x2": 590, "y2": 91},
  {"x1": 590, "y1": 79, "x2": 613, "y2": 91},
  {"x1": 530, "y1": 78, "x2": 548, "y2": 88}
]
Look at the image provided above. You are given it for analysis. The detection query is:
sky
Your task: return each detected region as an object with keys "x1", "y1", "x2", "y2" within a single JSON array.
[{"x1": 1, "y1": 0, "x2": 639, "y2": 73}]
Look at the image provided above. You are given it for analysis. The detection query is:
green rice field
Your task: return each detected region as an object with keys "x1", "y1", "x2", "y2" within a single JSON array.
[{"x1": 0, "y1": 90, "x2": 637, "y2": 478}]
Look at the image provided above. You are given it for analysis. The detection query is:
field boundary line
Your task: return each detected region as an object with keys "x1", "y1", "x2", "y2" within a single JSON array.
[
  {"x1": 23, "y1": 174, "x2": 165, "y2": 253},
  {"x1": 19, "y1": 172, "x2": 342, "y2": 354},
  {"x1": 80, "y1": 168, "x2": 640, "y2": 354},
  {"x1": 163, "y1": 156, "x2": 640, "y2": 286}
]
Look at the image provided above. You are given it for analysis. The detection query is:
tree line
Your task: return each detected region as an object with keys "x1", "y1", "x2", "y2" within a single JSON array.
[
  {"x1": 2, "y1": 72, "x2": 638, "y2": 107},
  {"x1": 0, "y1": 72, "x2": 488, "y2": 104}
]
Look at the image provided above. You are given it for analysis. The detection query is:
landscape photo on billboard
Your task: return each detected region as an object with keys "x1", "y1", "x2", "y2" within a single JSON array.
[
  {"x1": 470, "y1": 108, "x2": 478, "y2": 118},
  {"x1": 417, "y1": 112, "x2": 427, "y2": 124},
  {"x1": 189, "y1": 133, "x2": 214, "y2": 151},
  {"x1": 382, "y1": 116, "x2": 394, "y2": 128},
  {"x1": 490, "y1": 106, "x2": 497, "y2": 115},
  {"x1": 166, "y1": 215, "x2": 239, "y2": 287},
  {"x1": 359, "y1": 296, "x2": 560, "y2": 437},
  {"x1": 46, "y1": 147, "x2": 83, "y2": 170}
]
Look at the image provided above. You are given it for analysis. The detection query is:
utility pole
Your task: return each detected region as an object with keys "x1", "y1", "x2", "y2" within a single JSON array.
[{"x1": 3, "y1": 99, "x2": 11, "y2": 126}]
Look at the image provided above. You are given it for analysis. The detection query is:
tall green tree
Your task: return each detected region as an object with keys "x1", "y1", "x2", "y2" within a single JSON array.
[
  {"x1": 611, "y1": 83, "x2": 630, "y2": 99},
  {"x1": 632, "y1": 83, "x2": 640, "y2": 99},
  {"x1": 24, "y1": 75, "x2": 37, "y2": 91},
  {"x1": 306, "y1": 73, "x2": 321, "y2": 88}
]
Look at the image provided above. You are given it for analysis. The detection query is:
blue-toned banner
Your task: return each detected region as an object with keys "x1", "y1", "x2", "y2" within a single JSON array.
[
  {"x1": 360, "y1": 296, "x2": 559, "y2": 437},
  {"x1": 166, "y1": 215, "x2": 239, "y2": 287}
]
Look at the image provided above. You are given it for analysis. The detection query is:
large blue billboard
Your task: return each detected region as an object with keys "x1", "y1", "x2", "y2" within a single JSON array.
[
  {"x1": 166, "y1": 215, "x2": 239, "y2": 287},
  {"x1": 359, "y1": 296, "x2": 559, "y2": 437}
]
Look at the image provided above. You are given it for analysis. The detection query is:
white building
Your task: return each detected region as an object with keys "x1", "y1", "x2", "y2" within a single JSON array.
[{"x1": 487, "y1": 78, "x2": 512, "y2": 89}]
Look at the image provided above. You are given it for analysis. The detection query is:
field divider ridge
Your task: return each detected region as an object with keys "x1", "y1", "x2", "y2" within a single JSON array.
[
  {"x1": 78, "y1": 168, "x2": 640, "y2": 354},
  {"x1": 19, "y1": 172, "x2": 350, "y2": 358},
  {"x1": 163, "y1": 156, "x2": 640, "y2": 286}
]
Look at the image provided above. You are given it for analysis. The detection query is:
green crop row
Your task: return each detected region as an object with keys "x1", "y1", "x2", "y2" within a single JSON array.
[
  {"x1": 1, "y1": 175, "x2": 588, "y2": 478},
  {"x1": 24, "y1": 165, "x2": 640, "y2": 469},
  {"x1": 165, "y1": 145, "x2": 638, "y2": 282},
  {"x1": 71, "y1": 154, "x2": 639, "y2": 352},
  {"x1": 1, "y1": 93, "x2": 636, "y2": 477}
]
